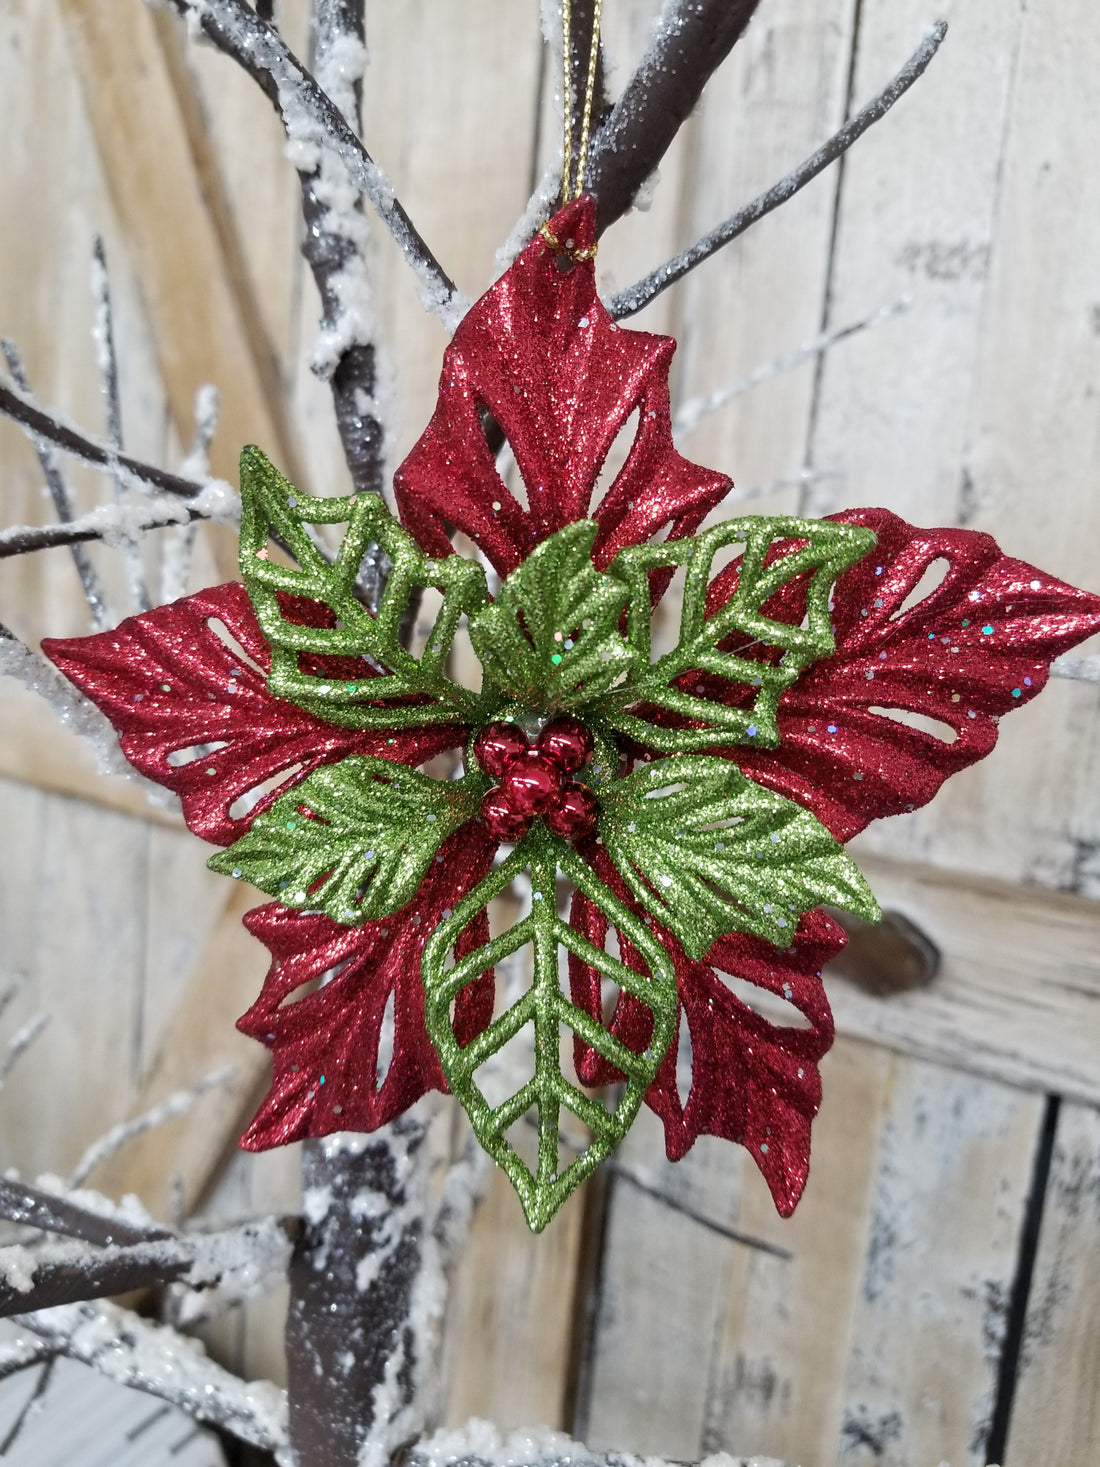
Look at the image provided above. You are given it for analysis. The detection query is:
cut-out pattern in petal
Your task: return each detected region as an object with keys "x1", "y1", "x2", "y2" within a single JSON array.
[
  {"x1": 394, "y1": 197, "x2": 730, "y2": 581},
  {"x1": 237, "y1": 828, "x2": 496, "y2": 1147},
  {"x1": 726, "y1": 508, "x2": 1100, "y2": 839},
  {"x1": 568, "y1": 849, "x2": 843, "y2": 1215},
  {"x1": 42, "y1": 583, "x2": 463, "y2": 846}
]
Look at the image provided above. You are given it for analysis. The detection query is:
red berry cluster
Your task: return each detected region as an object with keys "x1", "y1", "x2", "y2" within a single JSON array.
[{"x1": 475, "y1": 716, "x2": 599, "y2": 843}]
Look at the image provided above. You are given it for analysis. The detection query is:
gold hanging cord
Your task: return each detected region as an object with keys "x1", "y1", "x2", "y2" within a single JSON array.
[{"x1": 540, "y1": 0, "x2": 603, "y2": 263}]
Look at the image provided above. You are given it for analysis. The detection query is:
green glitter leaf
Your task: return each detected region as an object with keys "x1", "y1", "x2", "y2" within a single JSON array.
[
  {"x1": 421, "y1": 823, "x2": 677, "y2": 1231},
  {"x1": 239, "y1": 446, "x2": 489, "y2": 730},
  {"x1": 469, "y1": 520, "x2": 638, "y2": 711},
  {"x1": 598, "y1": 755, "x2": 880, "y2": 959},
  {"x1": 209, "y1": 755, "x2": 487, "y2": 924},
  {"x1": 600, "y1": 515, "x2": 876, "y2": 752}
]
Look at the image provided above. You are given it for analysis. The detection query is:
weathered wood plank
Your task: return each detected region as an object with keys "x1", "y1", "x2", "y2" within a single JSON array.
[
  {"x1": 55, "y1": 0, "x2": 301, "y2": 497},
  {"x1": 829, "y1": 850, "x2": 1100, "y2": 1104},
  {"x1": 442, "y1": 1163, "x2": 589, "y2": 1432},
  {"x1": 701, "y1": 1038, "x2": 893, "y2": 1465},
  {"x1": 672, "y1": 0, "x2": 859, "y2": 512},
  {"x1": 89, "y1": 882, "x2": 271, "y2": 1222},
  {"x1": 832, "y1": 1061, "x2": 1042, "y2": 1467},
  {"x1": 1003, "y1": 1101, "x2": 1100, "y2": 1467}
]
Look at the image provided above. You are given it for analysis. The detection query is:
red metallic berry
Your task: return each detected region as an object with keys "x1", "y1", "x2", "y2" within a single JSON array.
[
  {"x1": 473, "y1": 721, "x2": 529, "y2": 778},
  {"x1": 538, "y1": 715, "x2": 593, "y2": 774},
  {"x1": 544, "y1": 780, "x2": 599, "y2": 840},
  {"x1": 479, "y1": 787, "x2": 531, "y2": 843},
  {"x1": 501, "y1": 752, "x2": 563, "y2": 816}
]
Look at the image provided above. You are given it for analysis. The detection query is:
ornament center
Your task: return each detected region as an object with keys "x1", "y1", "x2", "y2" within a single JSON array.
[{"x1": 474, "y1": 716, "x2": 599, "y2": 842}]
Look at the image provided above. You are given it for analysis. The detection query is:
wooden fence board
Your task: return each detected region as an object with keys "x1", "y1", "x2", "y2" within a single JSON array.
[
  {"x1": 832, "y1": 1061, "x2": 1042, "y2": 1467},
  {"x1": 1003, "y1": 1101, "x2": 1100, "y2": 1467}
]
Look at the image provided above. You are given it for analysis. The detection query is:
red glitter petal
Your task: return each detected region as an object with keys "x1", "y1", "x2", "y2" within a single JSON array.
[
  {"x1": 237, "y1": 826, "x2": 496, "y2": 1147},
  {"x1": 41, "y1": 582, "x2": 467, "y2": 846},
  {"x1": 393, "y1": 197, "x2": 730, "y2": 585}
]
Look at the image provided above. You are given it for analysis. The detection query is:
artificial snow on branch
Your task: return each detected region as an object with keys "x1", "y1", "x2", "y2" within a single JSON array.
[
  {"x1": 166, "y1": 0, "x2": 465, "y2": 328},
  {"x1": 610, "y1": 21, "x2": 948, "y2": 318}
]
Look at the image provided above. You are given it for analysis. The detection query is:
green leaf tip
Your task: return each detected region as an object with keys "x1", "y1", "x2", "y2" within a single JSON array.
[
  {"x1": 209, "y1": 756, "x2": 487, "y2": 925},
  {"x1": 420, "y1": 824, "x2": 678, "y2": 1231},
  {"x1": 598, "y1": 753, "x2": 880, "y2": 959}
]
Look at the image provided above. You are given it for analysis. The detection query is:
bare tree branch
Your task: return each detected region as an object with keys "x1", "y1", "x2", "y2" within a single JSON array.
[
  {"x1": 673, "y1": 298, "x2": 910, "y2": 439},
  {"x1": 0, "y1": 500, "x2": 221, "y2": 561},
  {"x1": 0, "y1": 381, "x2": 210, "y2": 499},
  {"x1": 0, "y1": 1014, "x2": 49, "y2": 1087},
  {"x1": 2, "y1": 343, "x2": 111, "y2": 627},
  {"x1": 0, "y1": 1215, "x2": 298, "y2": 1319},
  {"x1": 0, "y1": 1177, "x2": 170, "y2": 1248},
  {"x1": 164, "y1": 0, "x2": 463, "y2": 325},
  {"x1": 586, "y1": 0, "x2": 761, "y2": 234},
  {"x1": 0, "y1": 1337, "x2": 53, "y2": 1384},
  {"x1": 610, "y1": 22, "x2": 949, "y2": 319},
  {"x1": 67, "y1": 1066, "x2": 236, "y2": 1188},
  {"x1": 0, "y1": 1357, "x2": 55, "y2": 1454},
  {"x1": 92, "y1": 236, "x2": 152, "y2": 611},
  {"x1": 10, "y1": 1300, "x2": 288, "y2": 1451}
]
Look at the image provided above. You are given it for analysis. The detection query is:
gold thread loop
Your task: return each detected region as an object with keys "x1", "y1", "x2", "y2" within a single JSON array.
[
  {"x1": 560, "y1": 0, "x2": 604, "y2": 204},
  {"x1": 539, "y1": 221, "x2": 599, "y2": 263}
]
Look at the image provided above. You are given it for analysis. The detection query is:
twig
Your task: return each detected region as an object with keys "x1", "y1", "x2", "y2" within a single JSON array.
[
  {"x1": 0, "y1": 1176, "x2": 170, "y2": 1248},
  {"x1": 0, "y1": 1357, "x2": 55, "y2": 1455},
  {"x1": 166, "y1": 0, "x2": 463, "y2": 327},
  {"x1": 163, "y1": 384, "x2": 221, "y2": 602},
  {"x1": 67, "y1": 1066, "x2": 236, "y2": 1188},
  {"x1": 92, "y1": 236, "x2": 151, "y2": 611},
  {"x1": 0, "y1": 497, "x2": 225, "y2": 560},
  {"x1": 0, "y1": 380, "x2": 209, "y2": 498},
  {"x1": 0, "y1": 1216, "x2": 297, "y2": 1319},
  {"x1": 586, "y1": 0, "x2": 761, "y2": 234},
  {"x1": 10, "y1": 1300, "x2": 288, "y2": 1452},
  {"x1": 0, "y1": 1336, "x2": 53, "y2": 1383},
  {"x1": 673, "y1": 298, "x2": 910, "y2": 439},
  {"x1": 2, "y1": 342, "x2": 111, "y2": 628},
  {"x1": 297, "y1": 0, "x2": 390, "y2": 501},
  {"x1": 0, "y1": 1014, "x2": 49, "y2": 1088},
  {"x1": 610, "y1": 22, "x2": 949, "y2": 319}
]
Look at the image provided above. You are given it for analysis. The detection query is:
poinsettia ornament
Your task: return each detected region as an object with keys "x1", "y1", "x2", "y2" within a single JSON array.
[{"x1": 44, "y1": 197, "x2": 1100, "y2": 1231}]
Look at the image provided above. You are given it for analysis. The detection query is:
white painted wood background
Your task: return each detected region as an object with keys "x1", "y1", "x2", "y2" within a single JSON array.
[{"x1": 1, "y1": 3, "x2": 1098, "y2": 1465}]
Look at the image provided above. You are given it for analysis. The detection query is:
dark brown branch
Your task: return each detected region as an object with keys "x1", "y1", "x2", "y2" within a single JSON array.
[
  {"x1": 163, "y1": 0, "x2": 460, "y2": 322},
  {"x1": 0, "y1": 1177, "x2": 171, "y2": 1248},
  {"x1": 610, "y1": 21, "x2": 949, "y2": 318},
  {"x1": 286, "y1": 1126, "x2": 430, "y2": 1467},
  {"x1": 0, "y1": 504, "x2": 215, "y2": 560},
  {"x1": 2, "y1": 343, "x2": 110, "y2": 625},
  {"x1": 586, "y1": 0, "x2": 761, "y2": 235},
  {"x1": 298, "y1": 0, "x2": 386, "y2": 501},
  {"x1": 0, "y1": 382, "x2": 206, "y2": 498},
  {"x1": 0, "y1": 1239, "x2": 193, "y2": 1318}
]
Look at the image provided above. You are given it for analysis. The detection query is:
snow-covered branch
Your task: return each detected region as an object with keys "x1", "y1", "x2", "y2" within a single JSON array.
[
  {"x1": 0, "y1": 1176, "x2": 169, "y2": 1249},
  {"x1": 2, "y1": 341, "x2": 111, "y2": 627},
  {"x1": 166, "y1": 0, "x2": 464, "y2": 328},
  {"x1": 0, "y1": 487, "x2": 236, "y2": 561},
  {"x1": 0, "y1": 379, "x2": 214, "y2": 500},
  {"x1": 91, "y1": 236, "x2": 152, "y2": 612},
  {"x1": 8, "y1": 1301, "x2": 289, "y2": 1456},
  {"x1": 610, "y1": 22, "x2": 948, "y2": 319},
  {"x1": 0, "y1": 1216, "x2": 296, "y2": 1320},
  {"x1": 586, "y1": 0, "x2": 760, "y2": 234}
]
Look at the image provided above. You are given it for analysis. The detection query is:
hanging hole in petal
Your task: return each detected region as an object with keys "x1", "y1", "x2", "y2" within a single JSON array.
[
  {"x1": 649, "y1": 560, "x2": 691, "y2": 661},
  {"x1": 477, "y1": 401, "x2": 529, "y2": 513},
  {"x1": 890, "y1": 556, "x2": 951, "y2": 619},
  {"x1": 675, "y1": 1016, "x2": 694, "y2": 1111},
  {"x1": 868, "y1": 705, "x2": 958, "y2": 744}
]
